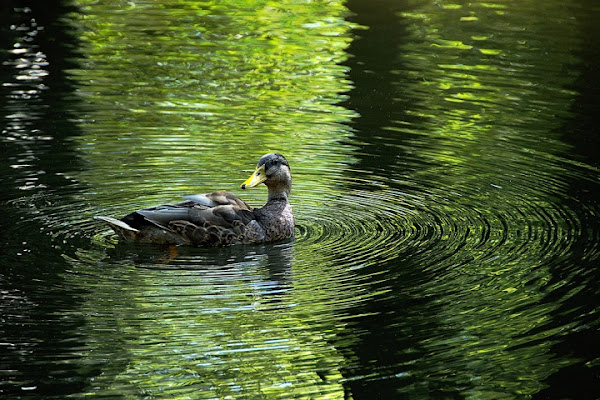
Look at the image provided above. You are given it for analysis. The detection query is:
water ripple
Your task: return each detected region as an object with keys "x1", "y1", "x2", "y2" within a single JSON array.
[{"x1": 294, "y1": 156, "x2": 600, "y2": 292}]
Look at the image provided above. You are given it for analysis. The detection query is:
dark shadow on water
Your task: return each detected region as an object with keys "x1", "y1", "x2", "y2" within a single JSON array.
[
  {"x1": 340, "y1": 0, "x2": 424, "y2": 180},
  {"x1": 0, "y1": 1, "x2": 96, "y2": 397},
  {"x1": 336, "y1": 1, "x2": 464, "y2": 398},
  {"x1": 531, "y1": 3, "x2": 600, "y2": 397}
]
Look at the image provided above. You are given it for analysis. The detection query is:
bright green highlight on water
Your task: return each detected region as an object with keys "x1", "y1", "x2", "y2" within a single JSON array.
[
  {"x1": 71, "y1": 0, "x2": 360, "y2": 213},
  {"x1": 68, "y1": 0, "x2": 361, "y2": 398}
]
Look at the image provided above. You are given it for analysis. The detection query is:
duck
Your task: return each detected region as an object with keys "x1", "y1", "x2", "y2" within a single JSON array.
[{"x1": 94, "y1": 153, "x2": 294, "y2": 246}]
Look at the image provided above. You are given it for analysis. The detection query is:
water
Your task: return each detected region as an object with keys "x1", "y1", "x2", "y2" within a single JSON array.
[{"x1": 1, "y1": 0, "x2": 599, "y2": 398}]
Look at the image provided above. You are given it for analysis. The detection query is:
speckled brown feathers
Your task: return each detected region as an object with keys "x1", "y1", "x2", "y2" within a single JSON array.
[{"x1": 94, "y1": 154, "x2": 295, "y2": 247}]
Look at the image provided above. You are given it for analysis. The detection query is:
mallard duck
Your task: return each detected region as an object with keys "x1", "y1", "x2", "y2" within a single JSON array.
[{"x1": 94, "y1": 153, "x2": 294, "y2": 246}]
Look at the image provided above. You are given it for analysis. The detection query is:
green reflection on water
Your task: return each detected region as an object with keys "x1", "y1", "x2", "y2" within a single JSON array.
[
  {"x1": 71, "y1": 0, "x2": 360, "y2": 214},
  {"x1": 67, "y1": 245, "x2": 347, "y2": 399},
  {"x1": 67, "y1": 0, "x2": 361, "y2": 398}
]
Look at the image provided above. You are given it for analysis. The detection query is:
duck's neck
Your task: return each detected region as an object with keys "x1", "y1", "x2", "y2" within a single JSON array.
[{"x1": 267, "y1": 185, "x2": 290, "y2": 203}]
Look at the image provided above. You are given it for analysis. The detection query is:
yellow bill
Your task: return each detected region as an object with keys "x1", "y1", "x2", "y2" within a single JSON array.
[{"x1": 241, "y1": 165, "x2": 266, "y2": 189}]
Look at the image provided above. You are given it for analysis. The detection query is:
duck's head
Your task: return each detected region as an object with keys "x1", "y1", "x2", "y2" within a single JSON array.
[{"x1": 241, "y1": 153, "x2": 291, "y2": 198}]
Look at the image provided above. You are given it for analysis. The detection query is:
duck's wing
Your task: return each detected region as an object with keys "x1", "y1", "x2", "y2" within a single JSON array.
[
  {"x1": 133, "y1": 191, "x2": 252, "y2": 225},
  {"x1": 131, "y1": 201, "x2": 255, "y2": 230},
  {"x1": 100, "y1": 191, "x2": 258, "y2": 246}
]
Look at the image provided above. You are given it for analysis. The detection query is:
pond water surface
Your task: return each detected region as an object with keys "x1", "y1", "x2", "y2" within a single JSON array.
[{"x1": 1, "y1": 0, "x2": 600, "y2": 399}]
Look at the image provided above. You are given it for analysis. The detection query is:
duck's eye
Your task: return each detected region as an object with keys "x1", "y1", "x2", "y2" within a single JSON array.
[{"x1": 256, "y1": 171, "x2": 261, "y2": 176}]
